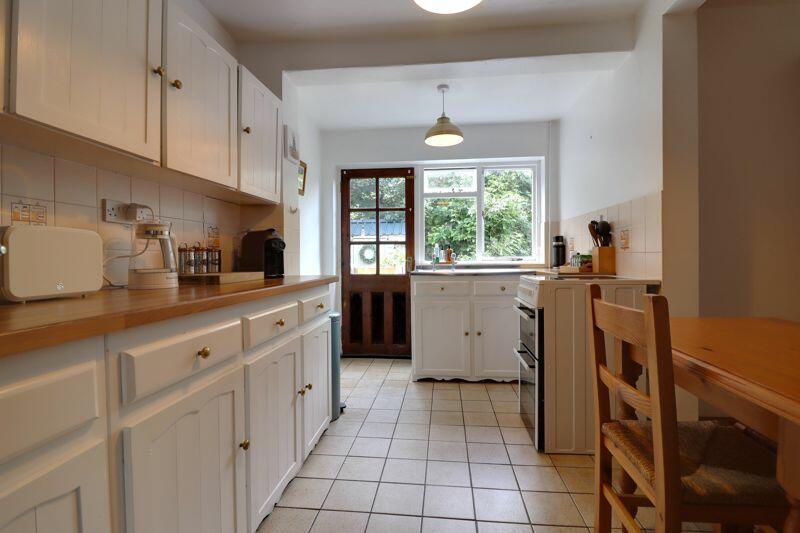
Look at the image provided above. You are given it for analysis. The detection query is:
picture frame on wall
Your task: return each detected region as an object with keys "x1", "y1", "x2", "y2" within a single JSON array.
[
  {"x1": 284, "y1": 124, "x2": 300, "y2": 163},
  {"x1": 297, "y1": 161, "x2": 308, "y2": 196}
]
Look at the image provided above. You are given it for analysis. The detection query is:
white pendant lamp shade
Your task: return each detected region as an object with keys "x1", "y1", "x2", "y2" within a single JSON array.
[
  {"x1": 413, "y1": 0, "x2": 483, "y2": 14},
  {"x1": 425, "y1": 84, "x2": 464, "y2": 147}
]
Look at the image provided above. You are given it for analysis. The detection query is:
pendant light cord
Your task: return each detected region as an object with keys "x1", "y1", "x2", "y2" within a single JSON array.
[{"x1": 441, "y1": 89, "x2": 446, "y2": 117}]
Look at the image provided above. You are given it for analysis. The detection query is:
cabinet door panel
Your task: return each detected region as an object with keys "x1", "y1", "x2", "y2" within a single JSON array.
[
  {"x1": 239, "y1": 66, "x2": 281, "y2": 202},
  {"x1": 473, "y1": 300, "x2": 518, "y2": 378},
  {"x1": 0, "y1": 441, "x2": 110, "y2": 533},
  {"x1": 301, "y1": 321, "x2": 330, "y2": 458},
  {"x1": 123, "y1": 368, "x2": 246, "y2": 533},
  {"x1": 413, "y1": 299, "x2": 471, "y2": 377},
  {"x1": 12, "y1": 0, "x2": 162, "y2": 159},
  {"x1": 245, "y1": 335, "x2": 302, "y2": 532},
  {"x1": 164, "y1": 2, "x2": 237, "y2": 187}
]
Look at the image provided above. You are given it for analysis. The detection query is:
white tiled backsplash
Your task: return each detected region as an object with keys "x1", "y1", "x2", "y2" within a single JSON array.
[
  {"x1": 558, "y1": 191, "x2": 662, "y2": 279},
  {"x1": 0, "y1": 144, "x2": 248, "y2": 286}
]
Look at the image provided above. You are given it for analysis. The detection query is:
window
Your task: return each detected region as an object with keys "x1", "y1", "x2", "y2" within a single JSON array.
[{"x1": 420, "y1": 163, "x2": 543, "y2": 263}]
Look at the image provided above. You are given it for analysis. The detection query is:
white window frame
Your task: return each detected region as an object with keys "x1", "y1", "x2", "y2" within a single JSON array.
[{"x1": 415, "y1": 159, "x2": 545, "y2": 265}]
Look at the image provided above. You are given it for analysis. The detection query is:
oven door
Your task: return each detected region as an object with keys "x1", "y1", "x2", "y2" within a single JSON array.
[
  {"x1": 513, "y1": 344, "x2": 545, "y2": 451},
  {"x1": 515, "y1": 299, "x2": 542, "y2": 358}
]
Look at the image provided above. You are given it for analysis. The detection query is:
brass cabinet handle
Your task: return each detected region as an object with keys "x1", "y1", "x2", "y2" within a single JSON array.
[
  {"x1": 298, "y1": 389, "x2": 306, "y2": 396},
  {"x1": 239, "y1": 439, "x2": 250, "y2": 451},
  {"x1": 152, "y1": 66, "x2": 165, "y2": 77},
  {"x1": 197, "y1": 346, "x2": 211, "y2": 359},
  {"x1": 243, "y1": 126, "x2": 252, "y2": 134},
  {"x1": 306, "y1": 383, "x2": 313, "y2": 390},
  {"x1": 276, "y1": 318, "x2": 286, "y2": 327},
  {"x1": 477, "y1": 331, "x2": 482, "y2": 336},
  {"x1": 171, "y1": 79, "x2": 183, "y2": 90},
  {"x1": 316, "y1": 303, "x2": 325, "y2": 309}
]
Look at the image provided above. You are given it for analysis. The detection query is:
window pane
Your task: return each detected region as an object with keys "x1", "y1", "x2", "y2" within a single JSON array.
[
  {"x1": 379, "y1": 244, "x2": 406, "y2": 275},
  {"x1": 350, "y1": 212, "x2": 376, "y2": 242},
  {"x1": 379, "y1": 211, "x2": 405, "y2": 242},
  {"x1": 351, "y1": 244, "x2": 377, "y2": 275},
  {"x1": 423, "y1": 168, "x2": 477, "y2": 193},
  {"x1": 350, "y1": 178, "x2": 376, "y2": 208},
  {"x1": 379, "y1": 177, "x2": 405, "y2": 208},
  {"x1": 424, "y1": 198, "x2": 477, "y2": 261},
  {"x1": 483, "y1": 168, "x2": 534, "y2": 258}
]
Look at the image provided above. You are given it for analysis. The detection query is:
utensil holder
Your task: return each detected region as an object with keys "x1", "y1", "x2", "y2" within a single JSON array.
[{"x1": 592, "y1": 247, "x2": 616, "y2": 275}]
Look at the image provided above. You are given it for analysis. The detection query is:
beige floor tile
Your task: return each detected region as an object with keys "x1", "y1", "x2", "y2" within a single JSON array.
[
  {"x1": 348, "y1": 397, "x2": 376, "y2": 409},
  {"x1": 570, "y1": 493, "x2": 620, "y2": 528},
  {"x1": 338, "y1": 457, "x2": 386, "y2": 481},
  {"x1": 512, "y1": 466, "x2": 567, "y2": 492},
  {"x1": 426, "y1": 460, "x2": 471, "y2": 487},
  {"x1": 358, "y1": 422, "x2": 396, "y2": 439},
  {"x1": 323, "y1": 480, "x2": 378, "y2": 512},
  {"x1": 398, "y1": 410, "x2": 432, "y2": 424},
  {"x1": 429, "y1": 440, "x2": 468, "y2": 462},
  {"x1": 430, "y1": 424, "x2": 466, "y2": 442},
  {"x1": 408, "y1": 381, "x2": 433, "y2": 391},
  {"x1": 431, "y1": 411, "x2": 464, "y2": 425},
  {"x1": 433, "y1": 399, "x2": 463, "y2": 412},
  {"x1": 466, "y1": 426, "x2": 503, "y2": 444},
  {"x1": 461, "y1": 389, "x2": 490, "y2": 401},
  {"x1": 506, "y1": 445, "x2": 552, "y2": 466},
  {"x1": 366, "y1": 410, "x2": 400, "y2": 423},
  {"x1": 424, "y1": 485, "x2": 475, "y2": 519},
  {"x1": 299, "y1": 454, "x2": 346, "y2": 479},
  {"x1": 462, "y1": 400, "x2": 494, "y2": 412},
  {"x1": 468, "y1": 443, "x2": 510, "y2": 464},
  {"x1": 402, "y1": 399, "x2": 432, "y2": 411},
  {"x1": 372, "y1": 397, "x2": 404, "y2": 409},
  {"x1": 434, "y1": 381, "x2": 460, "y2": 390},
  {"x1": 393, "y1": 423, "x2": 430, "y2": 440},
  {"x1": 493, "y1": 401, "x2": 520, "y2": 413},
  {"x1": 501, "y1": 428, "x2": 533, "y2": 445},
  {"x1": 464, "y1": 412, "x2": 498, "y2": 426},
  {"x1": 489, "y1": 390, "x2": 519, "y2": 402},
  {"x1": 477, "y1": 523, "x2": 532, "y2": 533},
  {"x1": 366, "y1": 514, "x2": 421, "y2": 533},
  {"x1": 325, "y1": 420, "x2": 363, "y2": 437},
  {"x1": 422, "y1": 517, "x2": 477, "y2": 533},
  {"x1": 310, "y1": 510, "x2": 369, "y2": 533},
  {"x1": 340, "y1": 408, "x2": 369, "y2": 422},
  {"x1": 532, "y1": 527, "x2": 588, "y2": 533},
  {"x1": 313, "y1": 436, "x2": 355, "y2": 456},
  {"x1": 473, "y1": 488, "x2": 529, "y2": 523},
  {"x1": 521, "y1": 492, "x2": 585, "y2": 526},
  {"x1": 405, "y1": 389, "x2": 433, "y2": 400},
  {"x1": 388, "y1": 438, "x2": 428, "y2": 459},
  {"x1": 496, "y1": 413, "x2": 526, "y2": 427},
  {"x1": 434, "y1": 389, "x2": 461, "y2": 400},
  {"x1": 470, "y1": 463, "x2": 518, "y2": 489},
  {"x1": 556, "y1": 467, "x2": 594, "y2": 494},
  {"x1": 277, "y1": 478, "x2": 334, "y2": 509},
  {"x1": 257, "y1": 507, "x2": 318, "y2": 533},
  {"x1": 350, "y1": 437, "x2": 392, "y2": 458},
  {"x1": 549, "y1": 455, "x2": 593, "y2": 468},
  {"x1": 381, "y1": 458, "x2": 427, "y2": 484},
  {"x1": 372, "y1": 483, "x2": 425, "y2": 516}
]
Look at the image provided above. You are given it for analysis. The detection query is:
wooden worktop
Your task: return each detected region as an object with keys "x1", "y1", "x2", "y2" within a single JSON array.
[{"x1": 0, "y1": 275, "x2": 338, "y2": 358}]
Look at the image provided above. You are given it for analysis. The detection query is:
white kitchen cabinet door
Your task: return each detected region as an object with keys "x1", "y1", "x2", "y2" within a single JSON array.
[
  {"x1": 473, "y1": 299, "x2": 519, "y2": 379},
  {"x1": 123, "y1": 367, "x2": 247, "y2": 533},
  {"x1": 11, "y1": 0, "x2": 162, "y2": 160},
  {"x1": 244, "y1": 335, "x2": 302, "y2": 533},
  {"x1": 413, "y1": 299, "x2": 471, "y2": 378},
  {"x1": 163, "y1": 1, "x2": 237, "y2": 187},
  {"x1": 239, "y1": 66, "x2": 282, "y2": 203},
  {"x1": 0, "y1": 441, "x2": 110, "y2": 533},
  {"x1": 301, "y1": 320, "x2": 331, "y2": 458}
]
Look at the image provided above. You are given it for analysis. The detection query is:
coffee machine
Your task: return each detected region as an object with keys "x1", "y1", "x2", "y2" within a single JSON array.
[{"x1": 240, "y1": 229, "x2": 285, "y2": 278}]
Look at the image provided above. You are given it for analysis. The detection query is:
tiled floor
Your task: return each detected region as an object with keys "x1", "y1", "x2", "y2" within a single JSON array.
[{"x1": 259, "y1": 358, "x2": 712, "y2": 533}]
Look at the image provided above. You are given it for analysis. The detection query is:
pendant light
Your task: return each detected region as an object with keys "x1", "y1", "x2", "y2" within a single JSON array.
[
  {"x1": 425, "y1": 84, "x2": 464, "y2": 147},
  {"x1": 413, "y1": 0, "x2": 483, "y2": 15}
]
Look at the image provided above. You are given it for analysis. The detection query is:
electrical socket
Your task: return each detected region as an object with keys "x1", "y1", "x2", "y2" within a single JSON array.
[{"x1": 102, "y1": 199, "x2": 135, "y2": 225}]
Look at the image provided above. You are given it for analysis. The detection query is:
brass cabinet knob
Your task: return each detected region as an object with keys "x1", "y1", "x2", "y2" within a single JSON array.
[
  {"x1": 276, "y1": 318, "x2": 286, "y2": 327},
  {"x1": 316, "y1": 303, "x2": 325, "y2": 309},
  {"x1": 197, "y1": 346, "x2": 211, "y2": 359},
  {"x1": 243, "y1": 126, "x2": 252, "y2": 134},
  {"x1": 501, "y1": 286, "x2": 507, "y2": 291},
  {"x1": 239, "y1": 439, "x2": 250, "y2": 451},
  {"x1": 464, "y1": 332, "x2": 469, "y2": 336},
  {"x1": 477, "y1": 331, "x2": 482, "y2": 336},
  {"x1": 440, "y1": 287, "x2": 445, "y2": 291},
  {"x1": 152, "y1": 66, "x2": 165, "y2": 77},
  {"x1": 298, "y1": 388, "x2": 306, "y2": 396},
  {"x1": 171, "y1": 79, "x2": 183, "y2": 89},
  {"x1": 306, "y1": 383, "x2": 313, "y2": 390}
]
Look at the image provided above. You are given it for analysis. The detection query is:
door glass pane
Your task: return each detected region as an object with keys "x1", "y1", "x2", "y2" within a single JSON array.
[
  {"x1": 483, "y1": 168, "x2": 534, "y2": 258},
  {"x1": 379, "y1": 244, "x2": 406, "y2": 275},
  {"x1": 423, "y1": 168, "x2": 477, "y2": 193},
  {"x1": 351, "y1": 244, "x2": 377, "y2": 275},
  {"x1": 350, "y1": 212, "x2": 376, "y2": 242},
  {"x1": 379, "y1": 211, "x2": 405, "y2": 242},
  {"x1": 424, "y1": 197, "x2": 477, "y2": 261},
  {"x1": 379, "y1": 177, "x2": 405, "y2": 208},
  {"x1": 350, "y1": 178, "x2": 376, "y2": 208}
]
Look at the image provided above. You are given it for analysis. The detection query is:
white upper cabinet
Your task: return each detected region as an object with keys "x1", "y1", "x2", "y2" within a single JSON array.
[
  {"x1": 11, "y1": 0, "x2": 163, "y2": 160},
  {"x1": 163, "y1": 1, "x2": 237, "y2": 188},
  {"x1": 239, "y1": 66, "x2": 282, "y2": 203}
]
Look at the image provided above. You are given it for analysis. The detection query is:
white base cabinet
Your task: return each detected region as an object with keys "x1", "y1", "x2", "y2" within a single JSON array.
[
  {"x1": 301, "y1": 320, "x2": 331, "y2": 459},
  {"x1": 244, "y1": 335, "x2": 302, "y2": 533},
  {"x1": 412, "y1": 299, "x2": 471, "y2": 378},
  {"x1": 473, "y1": 299, "x2": 520, "y2": 378}
]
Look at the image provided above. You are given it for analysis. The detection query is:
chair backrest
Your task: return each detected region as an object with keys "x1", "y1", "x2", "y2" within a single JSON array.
[{"x1": 586, "y1": 284, "x2": 680, "y2": 508}]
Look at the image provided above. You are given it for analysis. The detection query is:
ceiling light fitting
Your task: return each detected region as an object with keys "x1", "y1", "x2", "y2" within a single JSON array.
[
  {"x1": 413, "y1": 0, "x2": 483, "y2": 15},
  {"x1": 425, "y1": 84, "x2": 464, "y2": 148}
]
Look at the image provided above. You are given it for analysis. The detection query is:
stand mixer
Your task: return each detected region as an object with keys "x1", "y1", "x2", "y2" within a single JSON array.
[{"x1": 127, "y1": 221, "x2": 179, "y2": 289}]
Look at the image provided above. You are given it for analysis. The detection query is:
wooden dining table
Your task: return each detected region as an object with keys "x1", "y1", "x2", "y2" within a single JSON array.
[{"x1": 663, "y1": 317, "x2": 800, "y2": 532}]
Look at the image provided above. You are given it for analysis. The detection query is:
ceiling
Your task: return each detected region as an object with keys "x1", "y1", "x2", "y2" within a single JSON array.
[
  {"x1": 199, "y1": 0, "x2": 644, "y2": 42},
  {"x1": 288, "y1": 53, "x2": 629, "y2": 130}
]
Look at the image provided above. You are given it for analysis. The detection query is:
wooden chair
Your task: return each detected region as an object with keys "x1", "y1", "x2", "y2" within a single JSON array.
[{"x1": 586, "y1": 284, "x2": 788, "y2": 533}]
